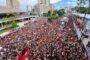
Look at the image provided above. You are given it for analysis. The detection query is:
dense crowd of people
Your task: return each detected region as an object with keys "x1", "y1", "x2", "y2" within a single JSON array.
[
  {"x1": 0, "y1": 16, "x2": 86, "y2": 60},
  {"x1": 75, "y1": 16, "x2": 84, "y2": 31}
]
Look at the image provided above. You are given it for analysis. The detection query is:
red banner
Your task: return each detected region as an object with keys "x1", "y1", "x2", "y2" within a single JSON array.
[{"x1": 18, "y1": 48, "x2": 30, "y2": 60}]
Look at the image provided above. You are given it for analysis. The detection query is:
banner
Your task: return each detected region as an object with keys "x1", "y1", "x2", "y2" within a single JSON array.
[{"x1": 18, "y1": 48, "x2": 30, "y2": 60}]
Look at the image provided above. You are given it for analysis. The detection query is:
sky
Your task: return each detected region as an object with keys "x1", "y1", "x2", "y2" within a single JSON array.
[
  {"x1": 0, "y1": 0, "x2": 88, "y2": 11},
  {"x1": 54, "y1": 0, "x2": 78, "y2": 9},
  {"x1": 0, "y1": 0, "x2": 6, "y2": 6}
]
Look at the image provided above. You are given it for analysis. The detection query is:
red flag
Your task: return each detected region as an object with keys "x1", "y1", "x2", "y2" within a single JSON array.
[{"x1": 18, "y1": 48, "x2": 30, "y2": 60}]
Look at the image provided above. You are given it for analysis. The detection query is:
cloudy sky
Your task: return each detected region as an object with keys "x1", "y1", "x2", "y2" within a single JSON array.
[{"x1": 0, "y1": 0, "x2": 88, "y2": 11}]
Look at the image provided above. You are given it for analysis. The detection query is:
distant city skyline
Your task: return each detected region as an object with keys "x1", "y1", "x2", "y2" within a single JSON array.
[{"x1": 0, "y1": 0, "x2": 88, "y2": 11}]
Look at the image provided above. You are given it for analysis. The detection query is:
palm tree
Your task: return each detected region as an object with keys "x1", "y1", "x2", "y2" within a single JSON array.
[
  {"x1": 77, "y1": 0, "x2": 86, "y2": 7},
  {"x1": 77, "y1": 0, "x2": 81, "y2": 7},
  {"x1": 78, "y1": 0, "x2": 90, "y2": 8}
]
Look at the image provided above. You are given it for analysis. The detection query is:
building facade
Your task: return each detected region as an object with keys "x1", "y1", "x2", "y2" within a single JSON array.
[
  {"x1": 37, "y1": 0, "x2": 50, "y2": 16},
  {"x1": 0, "y1": 0, "x2": 20, "y2": 13},
  {"x1": 27, "y1": 0, "x2": 54, "y2": 16},
  {"x1": 6, "y1": 0, "x2": 20, "y2": 12}
]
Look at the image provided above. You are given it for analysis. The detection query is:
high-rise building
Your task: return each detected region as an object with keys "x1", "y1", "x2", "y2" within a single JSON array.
[
  {"x1": 37, "y1": 0, "x2": 50, "y2": 16},
  {"x1": 6, "y1": 0, "x2": 20, "y2": 12},
  {"x1": 38, "y1": 0, "x2": 43, "y2": 4},
  {"x1": 38, "y1": 0, "x2": 50, "y2": 5},
  {"x1": 46, "y1": 0, "x2": 50, "y2": 5},
  {"x1": 6, "y1": 0, "x2": 13, "y2": 8},
  {"x1": 0, "y1": 0, "x2": 20, "y2": 13},
  {"x1": 27, "y1": 5, "x2": 32, "y2": 12}
]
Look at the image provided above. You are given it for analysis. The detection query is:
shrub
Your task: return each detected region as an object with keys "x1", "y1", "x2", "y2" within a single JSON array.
[
  {"x1": 3, "y1": 16, "x2": 16, "y2": 22},
  {"x1": 48, "y1": 11, "x2": 52, "y2": 16},
  {"x1": 11, "y1": 20, "x2": 17, "y2": 27},
  {"x1": 48, "y1": 16, "x2": 58, "y2": 22},
  {"x1": 86, "y1": 8, "x2": 90, "y2": 14},
  {"x1": 74, "y1": 7, "x2": 90, "y2": 14},
  {"x1": 7, "y1": 12, "x2": 16, "y2": 17},
  {"x1": 57, "y1": 9, "x2": 65, "y2": 16}
]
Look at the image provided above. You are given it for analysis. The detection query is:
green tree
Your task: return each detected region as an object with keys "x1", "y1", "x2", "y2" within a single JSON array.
[
  {"x1": 7, "y1": 12, "x2": 16, "y2": 17},
  {"x1": 77, "y1": 0, "x2": 86, "y2": 7},
  {"x1": 57, "y1": 9, "x2": 65, "y2": 16},
  {"x1": 11, "y1": 20, "x2": 17, "y2": 27},
  {"x1": 77, "y1": 0, "x2": 90, "y2": 8},
  {"x1": 76, "y1": 0, "x2": 89, "y2": 13},
  {"x1": 52, "y1": 10, "x2": 57, "y2": 16},
  {"x1": 48, "y1": 11, "x2": 52, "y2": 16}
]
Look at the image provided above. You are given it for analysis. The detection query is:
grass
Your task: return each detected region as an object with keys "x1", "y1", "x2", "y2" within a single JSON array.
[
  {"x1": 0, "y1": 28, "x2": 10, "y2": 34},
  {"x1": 0, "y1": 25, "x2": 19, "y2": 34}
]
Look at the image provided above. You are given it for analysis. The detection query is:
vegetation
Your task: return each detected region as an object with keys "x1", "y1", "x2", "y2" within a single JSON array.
[
  {"x1": 57, "y1": 9, "x2": 65, "y2": 16},
  {"x1": 48, "y1": 16, "x2": 58, "y2": 21},
  {"x1": 0, "y1": 28, "x2": 10, "y2": 34},
  {"x1": 11, "y1": 20, "x2": 18, "y2": 27},
  {"x1": 48, "y1": 9, "x2": 65, "y2": 21},
  {"x1": 0, "y1": 13, "x2": 18, "y2": 34},
  {"x1": 77, "y1": 0, "x2": 90, "y2": 8},
  {"x1": 48, "y1": 9, "x2": 65, "y2": 16},
  {"x1": 2, "y1": 12, "x2": 18, "y2": 27},
  {"x1": 52, "y1": 10, "x2": 57, "y2": 16},
  {"x1": 0, "y1": 25, "x2": 18, "y2": 34},
  {"x1": 77, "y1": 0, "x2": 86, "y2": 7},
  {"x1": 73, "y1": 6, "x2": 90, "y2": 14},
  {"x1": 3, "y1": 17, "x2": 16, "y2": 21},
  {"x1": 6, "y1": 12, "x2": 16, "y2": 17},
  {"x1": 73, "y1": 0, "x2": 90, "y2": 14},
  {"x1": 48, "y1": 11, "x2": 52, "y2": 16},
  {"x1": 3, "y1": 17, "x2": 18, "y2": 29}
]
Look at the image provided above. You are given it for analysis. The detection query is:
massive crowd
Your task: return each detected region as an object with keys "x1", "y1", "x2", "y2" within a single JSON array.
[
  {"x1": 75, "y1": 16, "x2": 84, "y2": 31},
  {"x1": 0, "y1": 16, "x2": 86, "y2": 60}
]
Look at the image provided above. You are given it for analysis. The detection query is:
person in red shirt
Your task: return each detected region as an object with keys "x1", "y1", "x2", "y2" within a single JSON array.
[{"x1": 17, "y1": 48, "x2": 30, "y2": 60}]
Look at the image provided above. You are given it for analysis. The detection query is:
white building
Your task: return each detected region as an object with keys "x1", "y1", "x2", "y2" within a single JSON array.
[
  {"x1": 37, "y1": 0, "x2": 50, "y2": 16},
  {"x1": 28, "y1": 0, "x2": 54, "y2": 16},
  {"x1": 27, "y1": 5, "x2": 33, "y2": 12},
  {"x1": 7, "y1": 0, "x2": 20, "y2": 12},
  {"x1": 0, "y1": 0, "x2": 20, "y2": 13}
]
